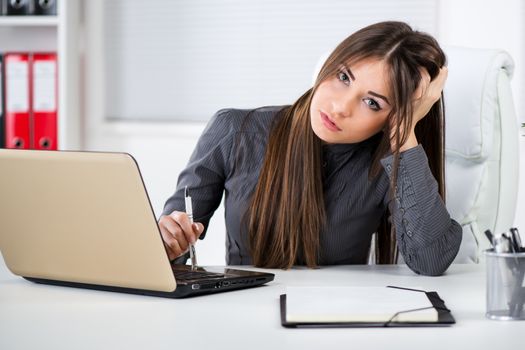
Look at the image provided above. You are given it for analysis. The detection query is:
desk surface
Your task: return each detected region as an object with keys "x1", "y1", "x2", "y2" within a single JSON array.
[{"x1": 0, "y1": 261, "x2": 521, "y2": 350}]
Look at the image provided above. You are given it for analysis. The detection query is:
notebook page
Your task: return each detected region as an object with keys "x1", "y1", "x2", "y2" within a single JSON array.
[{"x1": 285, "y1": 286, "x2": 438, "y2": 323}]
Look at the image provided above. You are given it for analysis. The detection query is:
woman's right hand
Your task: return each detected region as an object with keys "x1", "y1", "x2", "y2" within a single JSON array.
[{"x1": 158, "y1": 211, "x2": 205, "y2": 261}]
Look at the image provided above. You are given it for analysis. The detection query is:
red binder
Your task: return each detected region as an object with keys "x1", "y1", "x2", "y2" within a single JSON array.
[
  {"x1": 4, "y1": 53, "x2": 31, "y2": 149},
  {"x1": 32, "y1": 53, "x2": 58, "y2": 150},
  {"x1": 0, "y1": 54, "x2": 5, "y2": 148}
]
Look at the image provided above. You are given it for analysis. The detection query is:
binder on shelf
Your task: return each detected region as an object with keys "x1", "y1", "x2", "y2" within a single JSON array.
[
  {"x1": 34, "y1": 0, "x2": 57, "y2": 16},
  {"x1": 32, "y1": 52, "x2": 57, "y2": 150},
  {"x1": 0, "y1": 54, "x2": 4, "y2": 148},
  {"x1": 4, "y1": 53, "x2": 31, "y2": 149},
  {"x1": 5, "y1": 0, "x2": 32, "y2": 15}
]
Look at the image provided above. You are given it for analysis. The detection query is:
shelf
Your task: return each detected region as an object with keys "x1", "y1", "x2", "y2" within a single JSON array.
[
  {"x1": 0, "y1": 1, "x2": 82, "y2": 150},
  {"x1": 0, "y1": 16, "x2": 58, "y2": 27}
]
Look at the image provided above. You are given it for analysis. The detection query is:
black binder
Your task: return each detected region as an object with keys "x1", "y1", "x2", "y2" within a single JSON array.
[
  {"x1": 280, "y1": 287, "x2": 455, "y2": 328},
  {"x1": 5, "y1": 0, "x2": 32, "y2": 15},
  {"x1": 34, "y1": 0, "x2": 56, "y2": 16}
]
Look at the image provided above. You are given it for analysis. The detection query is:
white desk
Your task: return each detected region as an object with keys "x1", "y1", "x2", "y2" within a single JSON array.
[{"x1": 0, "y1": 261, "x2": 521, "y2": 350}]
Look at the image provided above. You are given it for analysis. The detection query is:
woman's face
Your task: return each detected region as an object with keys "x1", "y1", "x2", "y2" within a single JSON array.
[{"x1": 310, "y1": 58, "x2": 392, "y2": 144}]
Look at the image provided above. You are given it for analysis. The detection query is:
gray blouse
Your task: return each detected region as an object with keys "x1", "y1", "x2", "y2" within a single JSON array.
[{"x1": 162, "y1": 106, "x2": 462, "y2": 275}]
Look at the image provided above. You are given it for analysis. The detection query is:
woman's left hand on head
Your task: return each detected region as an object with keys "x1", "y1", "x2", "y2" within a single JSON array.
[
  {"x1": 412, "y1": 66, "x2": 448, "y2": 125},
  {"x1": 390, "y1": 66, "x2": 448, "y2": 152}
]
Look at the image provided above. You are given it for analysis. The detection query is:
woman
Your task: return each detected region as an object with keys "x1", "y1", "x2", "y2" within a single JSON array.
[{"x1": 158, "y1": 21, "x2": 462, "y2": 276}]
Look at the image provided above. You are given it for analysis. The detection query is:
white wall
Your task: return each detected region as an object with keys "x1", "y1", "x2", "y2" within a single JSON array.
[
  {"x1": 82, "y1": 0, "x2": 227, "y2": 264},
  {"x1": 83, "y1": 1, "x2": 525, "y2": 265},
  {"x1": 438, "y1": 0, "x2": 525, "y2": 121}
]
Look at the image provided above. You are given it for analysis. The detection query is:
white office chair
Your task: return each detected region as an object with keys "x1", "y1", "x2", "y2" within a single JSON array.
[
  {"x1": 443, "y1": 46, "x2": 520, "y2": 263},
  {"x1": 313, "y1": 46, "x2": 521, "y2": 264}
]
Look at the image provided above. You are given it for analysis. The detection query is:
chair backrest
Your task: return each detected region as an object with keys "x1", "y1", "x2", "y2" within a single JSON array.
[
  {"x1": 443, "y1": 46, "x2": 520, "y2": 263},
  {"x1": 313, "y1": 46, "x2": 521, "y2": 264}
]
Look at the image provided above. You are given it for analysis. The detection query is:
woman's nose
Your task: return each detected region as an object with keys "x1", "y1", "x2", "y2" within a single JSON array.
[{"x1": 331, "y1": 94, "x2": 355, "y2": 119}]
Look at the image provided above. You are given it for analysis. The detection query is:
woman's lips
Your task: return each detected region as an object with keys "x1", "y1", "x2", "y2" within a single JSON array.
[{"x1": 320, "y1": 111, "x2": 341, "y2": 132}]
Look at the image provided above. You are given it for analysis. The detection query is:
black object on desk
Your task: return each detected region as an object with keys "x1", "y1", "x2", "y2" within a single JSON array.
[{"x1": 280, "y1": 287, "x2": 455, "y2": 328}]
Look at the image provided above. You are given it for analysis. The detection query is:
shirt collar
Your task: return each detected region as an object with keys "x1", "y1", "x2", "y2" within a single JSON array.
[{"x1": 322, "y1": 133, "x2": 382, "y2": 155}]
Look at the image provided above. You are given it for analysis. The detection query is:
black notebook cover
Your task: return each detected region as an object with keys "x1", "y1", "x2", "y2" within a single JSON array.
[{"x1": 280, "y1": 289, "x2": 455, "y2": 328}]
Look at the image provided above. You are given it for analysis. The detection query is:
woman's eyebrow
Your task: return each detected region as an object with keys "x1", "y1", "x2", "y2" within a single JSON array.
[
  {"x1": 368, "y1": 91, "x2": 391, "y2": 106},
  {"x1": 346, "y1": 65, "x2": 390, "y2": 106},
  {"x1": 344, "y1": 65, "x2": 356, "y2": 80}
]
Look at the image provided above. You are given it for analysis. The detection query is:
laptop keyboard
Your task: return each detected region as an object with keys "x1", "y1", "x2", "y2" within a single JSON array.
[{"x1": 173, "y1": 270, "x2": 225, "y2": 281}]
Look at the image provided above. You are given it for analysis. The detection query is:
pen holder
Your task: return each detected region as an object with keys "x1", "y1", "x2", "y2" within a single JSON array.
[{"x1": 485, "y1": 249, "x2": 525, "y2": 320}]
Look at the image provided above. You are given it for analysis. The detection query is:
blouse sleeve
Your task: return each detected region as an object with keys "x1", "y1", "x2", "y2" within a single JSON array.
[
  {"x1": 380, "y1": 145, "x2": 462, "y2": 276},
  {"x1": 161, "y1": 109, "x2": 236, "y2": 239}
]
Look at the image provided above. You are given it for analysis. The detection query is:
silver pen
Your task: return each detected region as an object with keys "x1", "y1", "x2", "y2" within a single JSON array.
[{"x1": 184, "y1": 186, "x2": 198, "y2": 270}]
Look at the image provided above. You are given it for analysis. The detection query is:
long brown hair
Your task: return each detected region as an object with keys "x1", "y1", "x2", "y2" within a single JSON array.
[{"x1": 247, "y1": 21, "x2": 447, "y2": 268}]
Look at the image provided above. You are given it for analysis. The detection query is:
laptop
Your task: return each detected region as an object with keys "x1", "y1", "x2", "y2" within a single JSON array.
[{"x1": 0, "y1": 149, "x2": 274, "y2": 298}]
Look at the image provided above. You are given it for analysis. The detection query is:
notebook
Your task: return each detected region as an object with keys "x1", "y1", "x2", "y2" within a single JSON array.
[
  {"x1": 0, "y1": 149, "x2": 274, "y2": 298},
  {"x1": 280, "y1": 286, "x2": 455, "y2": 328}
]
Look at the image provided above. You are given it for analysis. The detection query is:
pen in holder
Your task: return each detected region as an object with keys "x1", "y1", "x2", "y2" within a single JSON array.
[{"x1": 484, "y1": 228, "x2": 525, "y2": 320}]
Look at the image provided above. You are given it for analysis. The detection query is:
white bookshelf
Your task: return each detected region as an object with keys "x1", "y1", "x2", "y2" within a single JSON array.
[
  {"x1": 0, "y1": 16, "x2": 58, "y2": 26},
  {"x1": 0, "y1": 1, "x2": 82, "y2": 150}
]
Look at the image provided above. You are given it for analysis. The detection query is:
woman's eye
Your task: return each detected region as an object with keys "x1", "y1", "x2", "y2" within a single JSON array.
[
  {"x1": 337, "y1": 71, "x2": 350, "y2": 85},
  {"x1": 364, "y1": 98, "x2": 381, "y2": 111}
]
